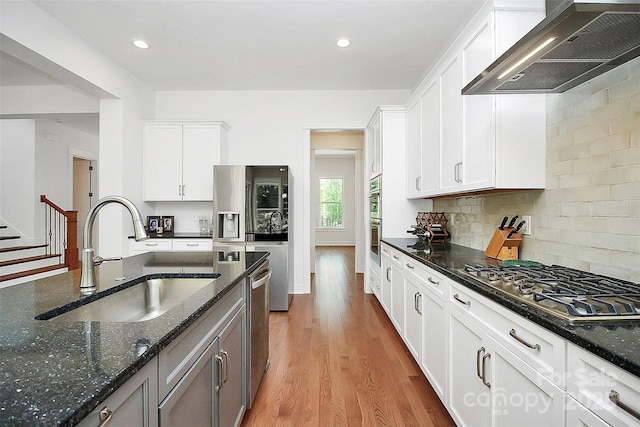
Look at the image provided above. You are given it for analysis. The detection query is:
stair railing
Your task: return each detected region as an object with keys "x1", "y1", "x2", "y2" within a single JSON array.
[{"x1": 39, "y1": 195, "x2": 79, "y2": 271}]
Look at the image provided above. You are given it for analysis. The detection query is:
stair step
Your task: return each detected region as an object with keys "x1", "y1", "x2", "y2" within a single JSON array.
[
  {"x1": 0, "y1": 254, "x2": 61, "y2": 268},
  {"x1": 0, "y1": 264, "x2": 67, "y2": 283},
  {"x1": 0, "y1": 235, "x2": 20, "y2": 241},
  {"x1": 0, "y1": 244, "x2": 48, "y2": 254}
]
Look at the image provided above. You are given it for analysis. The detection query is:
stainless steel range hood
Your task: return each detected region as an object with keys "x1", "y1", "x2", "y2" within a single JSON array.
[{"x1": 462, "y1": 0, "x2": 640, "y2": 95}]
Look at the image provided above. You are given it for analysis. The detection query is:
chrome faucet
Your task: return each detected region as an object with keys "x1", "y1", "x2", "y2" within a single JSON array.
[
  {"x1": 267, "y1": 211, "x2": 284, "y2": 233},
  {"x1": 80, "y1": 196, "x2": 148, "y2": 295}
]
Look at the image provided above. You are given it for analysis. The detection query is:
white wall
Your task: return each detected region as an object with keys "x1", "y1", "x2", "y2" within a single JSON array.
[
  {"x1": 0, "y1": 119, "x2": 36, "y2": 239},
  {"x1": 314, "y1": 156, "x2": 357, "y2": 246},
  {"x1": 1, "y1": 1, "x2": 155, "y2": 257},
  {"x1": 155, "y1": 89, "x2": 409, "y2": 294}
]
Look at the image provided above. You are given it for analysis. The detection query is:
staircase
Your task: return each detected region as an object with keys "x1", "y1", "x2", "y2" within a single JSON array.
[{"x1": 0, "y1": 196, "x2": 79, "y2": 287}]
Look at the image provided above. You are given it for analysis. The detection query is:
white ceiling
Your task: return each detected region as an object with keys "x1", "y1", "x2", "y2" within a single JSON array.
[{"x1": 3, "y1": 0, "x2": 486, "y2": 91}]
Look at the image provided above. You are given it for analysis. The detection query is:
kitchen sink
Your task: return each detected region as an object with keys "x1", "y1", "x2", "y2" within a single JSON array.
[{"x1": 38, "y1": 277, "x2": 217, "y2": 323}]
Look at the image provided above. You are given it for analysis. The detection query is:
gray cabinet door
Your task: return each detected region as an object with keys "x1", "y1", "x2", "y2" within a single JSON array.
[
  {"x1": 159, "y1": 340, "x2": 216, "y2": 427},
  {"x1": 217, "y1": 309, "x2": 246, "y2": 427}
]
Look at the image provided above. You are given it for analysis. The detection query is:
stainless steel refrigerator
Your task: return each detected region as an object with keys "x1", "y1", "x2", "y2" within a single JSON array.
[{"x1": 213, "y1": 165, "x2": 293, "y2": 311}]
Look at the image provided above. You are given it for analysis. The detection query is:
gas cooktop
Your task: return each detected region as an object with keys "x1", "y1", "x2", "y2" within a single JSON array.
[{"x1": 460, "y1": 264, "x2": 640, "y2": 323}]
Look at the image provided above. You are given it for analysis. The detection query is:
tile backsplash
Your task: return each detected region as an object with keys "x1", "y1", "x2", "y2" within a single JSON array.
[{"x1": 434, "y1": 57, "x2": 640, "y2": 283}]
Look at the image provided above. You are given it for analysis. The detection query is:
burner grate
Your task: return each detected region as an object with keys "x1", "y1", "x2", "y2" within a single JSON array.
[{"x1": 461, "y1": 263, "x2": 640, "y2": 321}]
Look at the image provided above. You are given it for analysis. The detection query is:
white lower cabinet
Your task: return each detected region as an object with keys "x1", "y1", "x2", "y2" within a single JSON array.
[
  {"x1": 448, "y1": 305, "x2": 564, "y2": 427},
  {"x1": 389, "y1": 262, "x2": 404, "y2": 333},
  {"x1": 403, "y1": 273, "x2": 422, "y2": 362},
  {"x1": 448, "y1": 306, "x2": 490, "y2": 425},
  {"x1": 78, "y1": 357, "x2": 158, "y2": 427},
  {"x1": 382, "y1": 243, "x2": 404, "y2": 331},
  {"x1": 369, "y1": 266, "x2": 382, "y2": 302},
  {"x1": 567, "y1": 342, "x2": 640, "y2": 427},
  {"x1": 421, "y1": 284, "x2": 447, "y2": 402},
  {"x1": 130, "y1": 238, "x2": 212, "y2": 255},
  {"x1": 566, "y1": 396, "x2": 611, "y2": 427}
]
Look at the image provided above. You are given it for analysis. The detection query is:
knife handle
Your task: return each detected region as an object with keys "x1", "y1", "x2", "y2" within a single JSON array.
[
  {"x1": 507, "y1": 215, "x2": 518, "y2": 229},
  {"x1": 499, "y1": 216, "x2": 508, "y2": 230}
]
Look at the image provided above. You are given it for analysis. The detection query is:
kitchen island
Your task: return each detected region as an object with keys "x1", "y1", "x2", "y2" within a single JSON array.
[{"x1": 0, "y1": 250, "x2": 267, "y2": 426}]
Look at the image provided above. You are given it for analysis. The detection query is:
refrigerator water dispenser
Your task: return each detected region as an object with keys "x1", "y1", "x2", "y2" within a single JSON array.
[{"x1": 218, "y1": 211, "x2": 240, "y2": 239}]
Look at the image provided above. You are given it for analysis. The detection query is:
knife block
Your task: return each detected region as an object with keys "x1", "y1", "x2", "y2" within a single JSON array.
[{"x1": 485, "y1": 228, "x2": 522, "y2": 260}]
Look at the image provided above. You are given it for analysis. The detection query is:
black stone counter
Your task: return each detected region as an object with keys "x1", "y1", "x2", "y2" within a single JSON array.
[
  {"x1": 0, "y1": 251, "x2": 267, "y2": 426},
  {"x1": 382, "y1": 238, "x2": 640, "y2": 379}
]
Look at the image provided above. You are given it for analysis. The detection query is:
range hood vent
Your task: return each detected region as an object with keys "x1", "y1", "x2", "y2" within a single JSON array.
[{"x1": 462, "y1": 1, "x2": 640, "y2": 95}]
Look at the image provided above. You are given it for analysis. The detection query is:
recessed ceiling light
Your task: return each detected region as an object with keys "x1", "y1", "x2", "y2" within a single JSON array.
[
  {"x1": 133, "y1": 40, "x2": 149, "y2": 49},
  {"x1": 336, "y1": 39, "x2": 351, "y2": 48}
]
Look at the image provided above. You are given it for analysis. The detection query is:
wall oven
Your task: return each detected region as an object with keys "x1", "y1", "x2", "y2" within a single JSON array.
[{"x1": 369, "y1": 176, "x2": 381, "y2": 265}]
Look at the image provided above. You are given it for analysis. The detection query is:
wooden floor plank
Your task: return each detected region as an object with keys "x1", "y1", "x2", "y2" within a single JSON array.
[{"x1": 241, "y1": 246, "x2": 454, "y2": 427}]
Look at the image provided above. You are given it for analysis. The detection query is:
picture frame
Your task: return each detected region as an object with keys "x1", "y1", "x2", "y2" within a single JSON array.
[
  {"x1": 147, "y1": 216, "x2": 160, "y2": 232},
  {"x1": 162, "y1": 216, "x2": 174, "y2": 233}
]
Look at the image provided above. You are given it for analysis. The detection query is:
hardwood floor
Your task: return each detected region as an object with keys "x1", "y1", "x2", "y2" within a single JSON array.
[{"x1": 241, "y1": 246, "x2": 455, "y2": 427}]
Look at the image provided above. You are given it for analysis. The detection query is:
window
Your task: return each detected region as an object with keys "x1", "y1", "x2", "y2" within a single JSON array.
[{"x1": 319, "y1": 177, "x2": 343, "y2": 228}]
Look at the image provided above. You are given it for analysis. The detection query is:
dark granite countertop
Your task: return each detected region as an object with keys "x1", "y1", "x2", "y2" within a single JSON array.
[
  {"x1": 0, "y1": 251, "x2": 267, "y2": 427},
  {"x1": 382, "y1": 238, "x2": 640, "y2": 379}
]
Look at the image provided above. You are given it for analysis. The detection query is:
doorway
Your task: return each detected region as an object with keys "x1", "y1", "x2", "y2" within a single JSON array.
[
  {"x1": 72, "y1": 156, "x2": 96, "y2": 255},
  {"x1": 310, "y1": 131, "x2": 364, "y2": 276}
]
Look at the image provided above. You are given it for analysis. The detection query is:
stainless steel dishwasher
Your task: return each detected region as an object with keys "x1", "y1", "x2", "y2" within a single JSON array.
[{"x1": 247, "y1": 259, "x2": 271, "y2": 407}]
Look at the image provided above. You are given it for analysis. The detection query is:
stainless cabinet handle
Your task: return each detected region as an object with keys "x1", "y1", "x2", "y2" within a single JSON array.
[
  {"x1": 455, "y1": 162, "x2": 463, "y2": 183},
  {"x1": 98, "y1": 407, "x2": 113, "y2": 427},
  {"x1": 221, "y1": 350, "x2": 229, "y2": 384},
  {"x1": 182, "y1": 184, "x2": 186, "y2": 196},
  {"x1": 476, "y1": 347, "x2": 484, "y2": 380},
  {"x1": 610, "y1": 390, "x2": 640, "y2": 420},
  {"x1": 186, "y1": 243, "x2": 199, "y2": 247},
  {"x1": 416, "y1": 176, "x2": 421, "y2": 191},
  {"x1": 417, "y1": 293, "x2": 422, "y2": 315},
  {"x1": 214, "y1": 354, "x2": 224, "y2": 392},
  {"x1": 145, "y1": 243, "x2": 159, "y2": 247},
  {"x1": 178, "y1": 184, "x2": 182, "y2": 196},
  {"x1": 428, "y1": 277, "x2": 439, "y2": 286},
  {"x1": 386, "y1": 267, "x2": 391, "y2": 282},
  {"x1": 392, "y1": 255, "x2": 400, "y2": 261},
  {"x1": 406, "y1": 263, "x2": 415, "y2": 270},
  {"x1": 482, "y1": 353, "x2": 491, "y2": 388},
  {"x1": 453, "y1": 293, "x2": 471, "y2": 306},
  {"x1": 509, "y1": 329, "x2": 541, "y2": 351}
]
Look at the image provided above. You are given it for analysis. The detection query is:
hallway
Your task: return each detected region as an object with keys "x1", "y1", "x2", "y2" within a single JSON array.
[{"x1": 241, "y1": 246, "x2": 455, "y2": 426}]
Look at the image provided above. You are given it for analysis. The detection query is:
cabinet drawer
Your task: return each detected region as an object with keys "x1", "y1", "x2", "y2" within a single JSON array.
[
  {"x1": 568, "y1": 343, "x2": 640, "y2": 427},
  {"x1": 389, "y1": 248, "x2": 404, "y2": 268},
  {"x1": 131, "y1": 239, "x2": 172, "y2": 252},
  {"x1": 403, "y1": 256, "x2": 447, "y2": 299},
  {"x1": 78, "y1": 357, "x2": 158, "y2": 427},
  {"x1": 370, "y1": 267, "x2": 382, "y2": 300},
  {"x1": 449, "y1": 280, "x2": 566, "y2": 389},
  {"x1": 158, "y1": 283, "x2": 244, "y2": 400},
  {"x1": 172, "y1": 239, "x2": 213, "y2": 251}
]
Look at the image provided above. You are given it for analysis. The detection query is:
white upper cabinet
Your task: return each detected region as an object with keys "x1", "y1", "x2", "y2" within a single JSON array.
[
  {"x1": 143, "y1": 122, "x2": 229, "y2": 201},
  {"x1": 406, "y1": 2, "x2": 545, "y2": 199},
  {"x1": 368, "y1": 114, "x2": 382, "y2": 178},
  {"x1": 406, "y1": 79, "x2": 440, "y2": 198}
]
